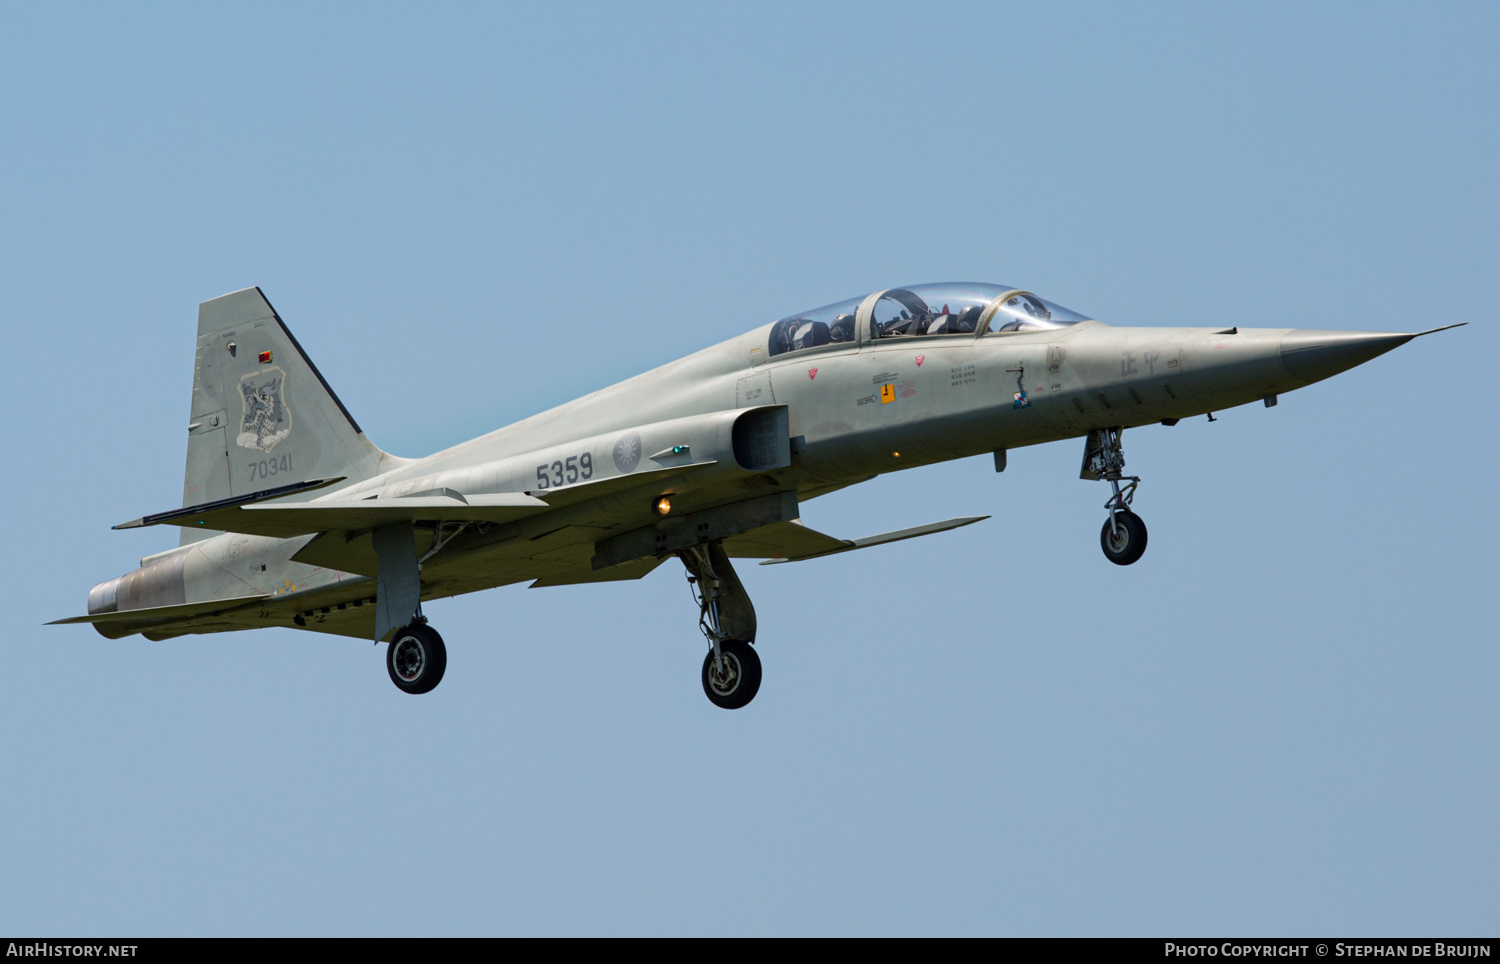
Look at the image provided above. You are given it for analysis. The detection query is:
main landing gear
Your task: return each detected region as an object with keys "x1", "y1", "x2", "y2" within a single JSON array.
[
  {"x1": 680, "y1": 541, "x2": 761, "y2": 710},
  {"x1": 1083, "y1": 427, "x2": 1148, "y2": 566},
  {"x1": 387, "y1": 620, "x2": 447, "y2": 694}
]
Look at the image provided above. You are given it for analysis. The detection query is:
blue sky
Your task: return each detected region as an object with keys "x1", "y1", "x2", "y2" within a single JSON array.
[{"x1": 3, "y1": 2, "x2": 1496, "y2": 935}]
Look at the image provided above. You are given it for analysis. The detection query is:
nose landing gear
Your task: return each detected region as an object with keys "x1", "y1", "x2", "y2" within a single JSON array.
[
  {"x1": 1083, "y1": 427, "x2": 1148, "y2": 566},
  {"x1": 1100, "y1": 507, "x2": 1148, "y2": 566},
  {"x1": 680, "y1": 541, "x2": 761, "y2": 709}
]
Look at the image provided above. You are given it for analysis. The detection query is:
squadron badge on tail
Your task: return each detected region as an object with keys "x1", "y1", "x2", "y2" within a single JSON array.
[{"x1": 237, "y1": 366, "x2": 292, "y2": 453}]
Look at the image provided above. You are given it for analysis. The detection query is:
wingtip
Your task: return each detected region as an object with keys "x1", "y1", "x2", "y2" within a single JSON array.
[{"x1": 1411, "y1": 322, "x2": 1467, "y2": 337}]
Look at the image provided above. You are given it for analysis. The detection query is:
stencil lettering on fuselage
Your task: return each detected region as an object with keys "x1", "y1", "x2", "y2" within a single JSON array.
[{"x1": 236, "y1": 366, "x2": 292, "y2": 453}]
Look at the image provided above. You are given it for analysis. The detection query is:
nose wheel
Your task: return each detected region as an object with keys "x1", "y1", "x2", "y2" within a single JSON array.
[
  {"x1": 1082, "y1": 426, "x2": 1148, "y2": 566},
  {"x1": 387, "y1": 622, "x2": 447, "y2": 694},
  {"x1": 1100, "y1": 509, "x2": 1148, "y2": 566}
]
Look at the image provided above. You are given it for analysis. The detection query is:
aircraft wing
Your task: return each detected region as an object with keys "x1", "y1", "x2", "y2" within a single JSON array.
[
  {"x1": 252, "y1": 546, "x2": 670, "y2": 639},
  {"x1": 721, "y1": 520, "x2": 851, "y2": 559},
  {"x1": 724, "y1": 515, "x2": 990, "y2": 564},
  {"x1": 531, "y1": 461, "x2": 717, "y2": 507}
]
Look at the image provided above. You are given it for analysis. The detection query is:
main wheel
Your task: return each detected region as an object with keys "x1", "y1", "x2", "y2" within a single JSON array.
[
  {"x1": 701, "y1": 639, "x2": 761, "y2": 710},
  {"x1": 1100, "y1": 510, "x2": 1148, "y2": 565},
  {"x1": 387, "y1": 623, "x2": 447, "y2": 694}
]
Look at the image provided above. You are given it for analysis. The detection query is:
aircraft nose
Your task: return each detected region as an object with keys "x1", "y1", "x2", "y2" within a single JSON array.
[{"x1": 1278, "y1": 330, "x2": 1415, "y2": 385}]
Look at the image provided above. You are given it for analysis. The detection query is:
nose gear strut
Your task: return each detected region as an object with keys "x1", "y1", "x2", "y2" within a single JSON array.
[{"x1": 1081, "y1": 426, "x2": 1148, "y2": 565}]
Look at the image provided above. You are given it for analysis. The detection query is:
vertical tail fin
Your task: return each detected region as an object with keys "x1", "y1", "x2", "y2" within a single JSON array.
[{"x1": 181, "y1": 287, "x2": 401, "y2": 544}]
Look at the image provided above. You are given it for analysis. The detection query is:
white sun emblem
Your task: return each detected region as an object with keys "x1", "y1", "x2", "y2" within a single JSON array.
[{"x1": 613, "y1": 431, "x2": 643, "y2": 473}]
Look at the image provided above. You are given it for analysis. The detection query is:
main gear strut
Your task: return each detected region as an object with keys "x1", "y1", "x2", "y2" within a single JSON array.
[{"x1": 678, "y1": 541, "x2": 761, "y2": 709}]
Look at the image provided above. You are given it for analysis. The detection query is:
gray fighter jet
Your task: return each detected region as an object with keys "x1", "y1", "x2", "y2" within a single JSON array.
[{"x1": 53, "y1": 283, "x2": 1459, "y2": 706}]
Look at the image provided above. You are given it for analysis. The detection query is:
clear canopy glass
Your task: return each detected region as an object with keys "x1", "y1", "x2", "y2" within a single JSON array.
[
  {"x1": 869, "y1": 283, "x2": 1012, "y2": 339},
  {"x1": 767, "y1": 282, "x2": 1093, "y2": 356},
  {"x1": 767, "y1": 294, "x2": 863, "y2": 357},
  {"x1": 986, "y1": 291, "x2": 1091, "y2": 333}
]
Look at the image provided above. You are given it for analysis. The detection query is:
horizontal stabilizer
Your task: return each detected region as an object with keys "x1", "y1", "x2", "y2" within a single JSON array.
[
  {"x1": 724, "y1": 514, "x2": 989, "y2": 564},
  {"x1": 47, "y1": 594, "x2": 270, "y2": 627},
  {"x1": 119, "y1": 486, "x2": 548, "y2": 538},
  {"x1": 116, "y1": 477, "x2": 345, "y2": 530}
]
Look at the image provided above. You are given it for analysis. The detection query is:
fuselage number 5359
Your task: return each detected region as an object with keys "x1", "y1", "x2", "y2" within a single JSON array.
[{"x1": 534, "y1": 452, "x2": 593, "y2": 489}]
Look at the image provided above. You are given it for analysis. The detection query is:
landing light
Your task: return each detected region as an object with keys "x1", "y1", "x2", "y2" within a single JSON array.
[{"x1": 654, "y1": 496, "x2": 672, "y2": 516}]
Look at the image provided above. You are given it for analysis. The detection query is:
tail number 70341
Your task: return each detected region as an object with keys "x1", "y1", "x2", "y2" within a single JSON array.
[{"x1": 247, "y1": 454, "x2": 292, "y2": 480}]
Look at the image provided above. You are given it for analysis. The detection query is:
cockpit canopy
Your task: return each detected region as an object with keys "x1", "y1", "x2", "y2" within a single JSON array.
[{"x1": 767, "y1": 282, "x2": 1092, "y2": 357}]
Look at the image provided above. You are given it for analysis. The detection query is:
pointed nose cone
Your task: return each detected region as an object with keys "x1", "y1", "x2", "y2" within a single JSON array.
[{"x1": 1278, "y1": 330, "x2": 1415, "y2": 385}]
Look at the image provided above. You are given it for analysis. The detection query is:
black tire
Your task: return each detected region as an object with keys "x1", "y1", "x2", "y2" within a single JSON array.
[
  {"x1": 387, "y1": 623, "x2": 447, "y2": 694},
  {"x1": 1100, "y1": 510, "x2": 1148, "y2": 566},
  {"x1": 701, "y1": 639, "x2": 761, "y2": 710}
]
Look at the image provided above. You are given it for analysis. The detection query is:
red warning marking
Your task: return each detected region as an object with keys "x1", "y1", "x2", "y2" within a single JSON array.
[
  {"x1": 915, "y1": 354, "x2": 925, "y2": 367},
  {"x1": 808, "y1": 368, "x2": 818, "y2": 380}
]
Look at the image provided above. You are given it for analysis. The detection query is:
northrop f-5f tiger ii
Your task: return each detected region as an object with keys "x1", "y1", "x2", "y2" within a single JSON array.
[{"x1": 54, "y1": 283, "x2": 1460, "y2": 707}]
